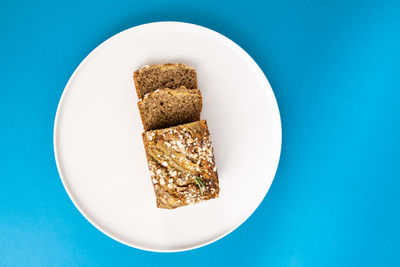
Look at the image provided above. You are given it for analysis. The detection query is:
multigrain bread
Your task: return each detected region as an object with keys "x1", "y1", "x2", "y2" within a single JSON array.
[
  {"x1": 142, "y1": 120, "x2": 219, "y2": 209},
  {"x1": 133, "y1": 63, "x2": 197, "y2": 99},
  {"x1": 138, "y1": 86, "x2": 202, "y2": 131}
]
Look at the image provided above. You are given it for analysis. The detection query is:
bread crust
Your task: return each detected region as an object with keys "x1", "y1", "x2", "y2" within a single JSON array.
[{"x1": 142, "y1": 120, "x2": 219, "y2": 209}]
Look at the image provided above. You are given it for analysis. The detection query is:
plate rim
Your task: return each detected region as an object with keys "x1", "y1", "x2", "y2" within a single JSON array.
[{"x1": 53, "y1": 21, "x2": 282, "y2": 252}]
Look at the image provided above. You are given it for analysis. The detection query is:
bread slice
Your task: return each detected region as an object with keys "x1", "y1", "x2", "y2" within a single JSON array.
[
  {"x1": 142, "y1": 120, "x2": 219, "y2": 209},
  {"x1": 133, "y1": 63, "x2": 197, "y2": 99},
  {"x1": 138, "y1": 86, "x2": 202, "y2": 131}
]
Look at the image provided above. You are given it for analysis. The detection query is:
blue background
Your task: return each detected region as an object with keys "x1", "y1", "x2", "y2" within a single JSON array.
[{"x1": 1, "y1": 0, "x2": 399, "y2": 266}]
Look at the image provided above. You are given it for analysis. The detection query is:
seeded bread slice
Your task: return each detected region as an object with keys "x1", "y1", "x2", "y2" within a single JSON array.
[
  {"x1": 133, "y1": 63, "x2": 197, "y2": 99},
  {"x1": 142, "y1": 120, "x2": 219, "y2": 209},
  {"x1": 138, "y1": 86, "x2": 202, "y2": 131}
]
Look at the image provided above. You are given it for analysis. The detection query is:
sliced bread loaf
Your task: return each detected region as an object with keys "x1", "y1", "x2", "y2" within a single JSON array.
[
  {"x1": 142, "y1": 120, "x2": 219, "y2": 209},
  {"x1": 138, "y1": 86, "x2": 202, "y2": 131},
  {"x1": 133, "y1": 63, "x2": 197, "y2": 99}
]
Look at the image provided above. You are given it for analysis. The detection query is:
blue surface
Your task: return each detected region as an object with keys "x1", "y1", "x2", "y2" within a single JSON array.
[{"x1": 1, "y1": 0, "x2": 400, "y2": 266}]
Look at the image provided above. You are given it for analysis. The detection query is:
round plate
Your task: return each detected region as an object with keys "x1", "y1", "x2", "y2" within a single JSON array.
[{"x1": 54, "y1": 22, "x2": 282, "y2": 252}]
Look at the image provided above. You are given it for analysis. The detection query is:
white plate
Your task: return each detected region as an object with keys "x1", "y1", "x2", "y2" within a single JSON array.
[{"x1": 54, "y1": 22, "x2": 282, "y2": 252}]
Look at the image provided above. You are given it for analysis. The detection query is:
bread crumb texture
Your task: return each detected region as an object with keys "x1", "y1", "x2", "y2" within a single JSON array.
[
  {"x1": 134, "y1": 63, "x2": 197, "y2": 98},
  {"x1": 138, "y1": 86, "x2": 202, "y2": 131}
]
